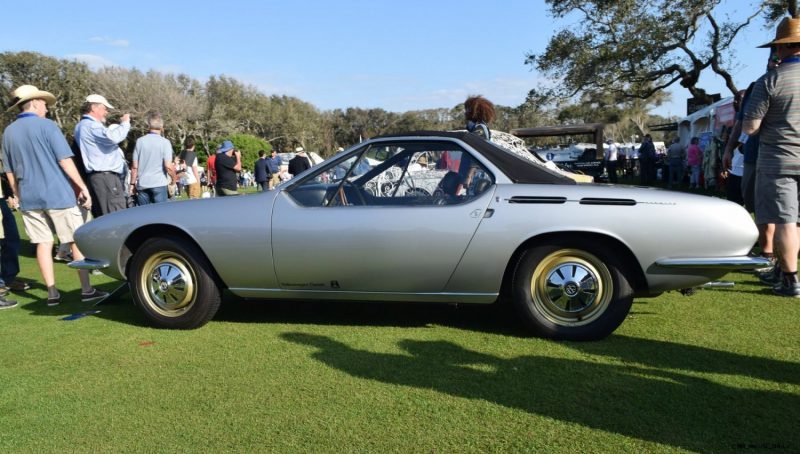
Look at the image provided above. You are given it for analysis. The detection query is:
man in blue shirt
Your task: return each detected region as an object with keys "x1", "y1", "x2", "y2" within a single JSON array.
[
  {"x1": 2, "y1": 85, "x2": 108, "y2": 306},
  {"x1": 74, "y1": 93, "x2": 131, "y2": 217},
  {"x1": 267, "y1": 150, "x2": 282, "y2": 189}
]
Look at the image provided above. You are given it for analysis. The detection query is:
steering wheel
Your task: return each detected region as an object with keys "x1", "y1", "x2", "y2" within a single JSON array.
[
  {"x1": 431, "y1": 188, "x2": 452, "y2": 206},
  {"x1": 391, "y1": 172, "x2": 417, "y2": 197}
]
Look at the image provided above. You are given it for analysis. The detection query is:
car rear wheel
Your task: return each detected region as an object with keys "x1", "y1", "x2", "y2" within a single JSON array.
[
  {"x1": 511, "y1": 240, "x2": 633, "y2": 340},
  {"x1": 129, "y1": 236, "x2": 222, "y2": 329}
]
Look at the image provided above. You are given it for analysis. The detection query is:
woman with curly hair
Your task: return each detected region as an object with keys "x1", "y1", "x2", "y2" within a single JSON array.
[{"x1": 464, "y1": 95, "x2": 495, "y2": 140}]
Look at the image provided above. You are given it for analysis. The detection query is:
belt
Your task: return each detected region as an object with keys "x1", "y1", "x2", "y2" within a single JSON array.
[{"x1": 89, "y1": 171, "x2": 121, "y2": 175}]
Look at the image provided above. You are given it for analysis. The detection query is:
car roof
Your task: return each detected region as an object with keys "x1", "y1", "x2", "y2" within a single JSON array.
[{"x1": 373, "y1": 131, "x2": 575, "y2": 185}]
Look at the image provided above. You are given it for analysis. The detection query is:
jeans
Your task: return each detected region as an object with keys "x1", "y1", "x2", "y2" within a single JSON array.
[
  {"x1": 689, "y1": 165, "x2": 701, "y2": 187},
  {"x1": 668, "y1": 160, "x2": 684, "y2": 188},
  {"x1": 136, "y1": 186, "x2": 168, "y2": 206},
  {"x1": 0, "y1": 199, "x2": 20, "y2": 286}
]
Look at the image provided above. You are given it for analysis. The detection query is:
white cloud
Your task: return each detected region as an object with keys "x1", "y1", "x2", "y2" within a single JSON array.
[
  {"x1": 89, "y1": 36, "x2": 130, "y2": 47},
  {"x1": 66, "y1": 53, "x2": 114, "y2": 70}
]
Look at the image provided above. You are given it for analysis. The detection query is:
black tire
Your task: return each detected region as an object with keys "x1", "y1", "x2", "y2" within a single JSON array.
[
  {"x1": 128, "y1": 236, "x2": 222, "y2": 329},
  {"x1": 511, "y1": 239, "x2": 633, "y2": 341}
]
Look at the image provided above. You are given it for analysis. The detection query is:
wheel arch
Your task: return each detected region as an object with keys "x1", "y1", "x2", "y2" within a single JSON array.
[
  {"x1": 121, "y1": 224, "x2": 226, "y2": 288},
  {"x1": 500, "y1": 231, "x2": 648, "y2": 298}
]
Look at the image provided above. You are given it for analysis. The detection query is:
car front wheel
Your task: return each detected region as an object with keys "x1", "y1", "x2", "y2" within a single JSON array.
[
  {"x1": 511, "y1": 240, "x2": 633, "y2": 340},
  {"x1": 129, "y1": 236, "x2": 222, "y2": 329}
]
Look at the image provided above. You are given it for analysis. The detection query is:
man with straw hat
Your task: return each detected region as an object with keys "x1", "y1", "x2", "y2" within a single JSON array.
[
  {"x1": 743, "y1": 15, "x2": 800, "y2": 297},
  {"x1": 1, "y1": 85, "x2": 108, "y2": 306}
]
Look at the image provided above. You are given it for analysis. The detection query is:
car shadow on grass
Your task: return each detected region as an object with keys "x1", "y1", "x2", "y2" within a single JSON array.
[
  {"x1": 19, "y1": 283, "x2": 530, "y2": 335},
  {"x1": 215, "y1": 298, "x2": 531, "y2": 337},
  {"x1": 282, "y1": 332, "x2": 800, "y2": 452}
]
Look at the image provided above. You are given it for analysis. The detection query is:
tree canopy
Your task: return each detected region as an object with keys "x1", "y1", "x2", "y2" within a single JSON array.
[
  {"x1": 1, "y1": 50, "x2": 676, "y2": 160},
  {"x1": 526, "y1": 0, "x2": 791, "y2": 104}
]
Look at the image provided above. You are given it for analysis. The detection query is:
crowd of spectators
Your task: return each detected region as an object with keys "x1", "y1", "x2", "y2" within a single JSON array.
[{"x1": 0, "y1": 83, "x2": 314, "y2": 308}]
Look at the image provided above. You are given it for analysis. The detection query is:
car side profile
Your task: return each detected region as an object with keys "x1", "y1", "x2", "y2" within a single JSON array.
[{"x1": 71, "y1": 131, "x2": 767, "y2": 340}]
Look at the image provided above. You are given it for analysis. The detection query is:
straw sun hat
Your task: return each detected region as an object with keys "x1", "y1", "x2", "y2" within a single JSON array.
[
  {"x1": 759, "y1": 16, "x2": 800, "y2": 48},
  {"x1": 5, "y1": 84, "x2": 56, "y2": 112}
]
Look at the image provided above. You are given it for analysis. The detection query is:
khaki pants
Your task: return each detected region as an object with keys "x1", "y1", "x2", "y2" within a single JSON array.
[
  {"x1": 269, "y1": 173, "x2": 281, "y2": 190},
  {"x1": 186, "y1": 182, "x2": 201, "y2": 199}
]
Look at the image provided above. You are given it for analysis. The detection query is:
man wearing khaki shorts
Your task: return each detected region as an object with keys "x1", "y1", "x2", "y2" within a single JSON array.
[{"x1": 1, "y1": 84, "x2": 108, "y2": 306}]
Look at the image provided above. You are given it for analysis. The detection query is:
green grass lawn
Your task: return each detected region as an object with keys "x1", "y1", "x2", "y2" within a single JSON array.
[{"x1": 0, "y1": 209, "x2": 798, "y2": 452}]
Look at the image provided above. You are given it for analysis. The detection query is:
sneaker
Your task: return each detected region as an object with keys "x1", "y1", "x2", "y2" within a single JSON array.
[
  {"x1": 746, "y1": 255, "x2": 776, "y2": 274},
  {"x1": 759, "y1": 266, "x2": 782, "y2": 286},
  {"x1": 7, "y1": 280, "x2": 30, "y2": 291},
  {"x1": 53, "y1": 253, "x2": 73, "y2": 262},
  {"x1": 47, "y1": 295, "x2": 61, "y2": 306},
  {"x1": 774, "y1": 280, "x2": 800, "y2": 297},
  {"x1": 81, "y1": 288, "x2": 109, "y2": 303},
  {"x1": 0, "y1": 295, "x2": 18, "y2": 309}
]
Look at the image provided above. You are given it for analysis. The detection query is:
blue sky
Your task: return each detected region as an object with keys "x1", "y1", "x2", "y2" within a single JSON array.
[{"x1": 1, "y1": 1, "x2": 777, "y2": 119}]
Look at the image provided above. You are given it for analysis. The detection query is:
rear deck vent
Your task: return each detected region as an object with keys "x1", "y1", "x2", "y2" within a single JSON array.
[
  {"x1": 508, "y1": 196, "x2": 567, "y2": 204},
  {"x1": 579, "y1": 198, "x2": 636, "y2": 206}
]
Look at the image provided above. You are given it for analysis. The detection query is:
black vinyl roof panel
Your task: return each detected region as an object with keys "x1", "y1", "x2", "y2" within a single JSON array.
[{"x1": 374, "y1": 131, "x2": 576, "y2": 185}]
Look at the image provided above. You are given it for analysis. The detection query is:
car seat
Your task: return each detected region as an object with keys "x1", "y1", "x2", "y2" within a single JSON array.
[{"x1": 439, "y1": 171, "x2": 461, "y2": 197}]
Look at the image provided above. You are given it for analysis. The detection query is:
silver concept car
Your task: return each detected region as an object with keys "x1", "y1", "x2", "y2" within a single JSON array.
[{"x1": 71, "y1": 131, "x2": 767, "y2": 340}]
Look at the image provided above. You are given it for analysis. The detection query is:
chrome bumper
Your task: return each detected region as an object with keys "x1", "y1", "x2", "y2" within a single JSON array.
[
  {"x1": 655, "y1": 256, "x2": 772, "y2": 270},
  {"x1": 68, "y1": 259, "x2": 110, "y2": 270}
]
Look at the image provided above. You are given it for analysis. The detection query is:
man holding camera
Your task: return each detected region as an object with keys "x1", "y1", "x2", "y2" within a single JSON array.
[
  {"x1": 214, "y1": 140, "x2": 242, "y2": 196},
  {"x1": 74, "y1": 93, "x2": 131, "y2": 217}
]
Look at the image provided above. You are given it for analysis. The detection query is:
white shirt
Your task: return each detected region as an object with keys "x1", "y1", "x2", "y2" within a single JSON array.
[{"x1": 604, "y1": 143, "x2": 618, "y2": 161}]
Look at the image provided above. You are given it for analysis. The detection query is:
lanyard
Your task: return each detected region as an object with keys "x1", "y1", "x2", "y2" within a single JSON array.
[
  {"x1": 16, "y1": 112, "x2": 37, "y2": 119},
  {"x1": 781, "y1": 56, "x2": 800, "y2": 64}
]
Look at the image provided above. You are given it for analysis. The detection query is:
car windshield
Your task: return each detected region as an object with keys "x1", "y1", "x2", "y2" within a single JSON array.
[{"x1": 287, "y1": 141, "x2": 494, "y2": 207}]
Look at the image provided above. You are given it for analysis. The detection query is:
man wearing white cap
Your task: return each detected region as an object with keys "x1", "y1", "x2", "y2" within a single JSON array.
[
  {"x1": 2, "y1": 85, "x2": 108, "y2": 306},
  {"x1": 74, "y1": 93, "x2": 131, "y2": 217}
]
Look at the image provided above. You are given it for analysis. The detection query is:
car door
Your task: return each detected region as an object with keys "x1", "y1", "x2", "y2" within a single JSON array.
[{"x1": 271, "y1": 141, "x2": 495, "y2": 294}]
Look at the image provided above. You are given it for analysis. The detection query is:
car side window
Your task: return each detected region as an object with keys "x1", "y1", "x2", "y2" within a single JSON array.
[{"x1": 287, "y1": 142, "x2": 493, "y2": 208}]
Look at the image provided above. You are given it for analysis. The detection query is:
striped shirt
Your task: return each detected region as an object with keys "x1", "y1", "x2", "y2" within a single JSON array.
[{"x1": 743, "y1": 59, "x2": 800, "y2": 174}]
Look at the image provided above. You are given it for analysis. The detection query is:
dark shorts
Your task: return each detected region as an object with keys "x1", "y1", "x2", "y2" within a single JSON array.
[
  {"x1": 742, "y1": 163, "x2": 757, "y2": 214},
  {"x1": 87, "y1": 172, "x2": 127, "y2": 217},
  {"x1": 755, "y1": 169, "x2": 800, "y2": 225}
]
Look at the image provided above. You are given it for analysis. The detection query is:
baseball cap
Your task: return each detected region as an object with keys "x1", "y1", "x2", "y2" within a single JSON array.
[{"x1": 85, "y1": 94, "x2": 114, "y2": 109}]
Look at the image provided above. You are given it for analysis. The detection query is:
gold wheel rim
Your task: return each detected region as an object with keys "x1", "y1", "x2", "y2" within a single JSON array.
[
  {"x1": 530, "y1": 249, "x2": 613, "y2": 327},
  {"x1": 139, "y1": 252, "x2": 197, "y2": 318}
]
